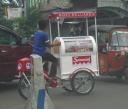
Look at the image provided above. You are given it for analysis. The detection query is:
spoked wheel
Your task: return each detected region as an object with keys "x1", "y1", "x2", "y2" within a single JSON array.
[
  {"x1": 18, "y1": 76, "x2": 31, "y2": 100},
  {"x1": 71, "y1": 70, "x2": 95, "y2": 95},
  {"x1": 62, "y1": 80, "x2": 73, "y2": 92}
]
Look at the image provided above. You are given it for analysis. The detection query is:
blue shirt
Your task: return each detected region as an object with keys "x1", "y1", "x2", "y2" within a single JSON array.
[{"x1": 32, "y1": 31, "x2": 49, "y2": 56}]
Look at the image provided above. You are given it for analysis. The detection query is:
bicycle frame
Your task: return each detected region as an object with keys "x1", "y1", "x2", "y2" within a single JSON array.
[{"x1": 19, "y1": 71, "x2": 31, "y2": 86}]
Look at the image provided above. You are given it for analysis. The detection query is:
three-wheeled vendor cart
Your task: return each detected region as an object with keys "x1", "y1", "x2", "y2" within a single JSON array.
[
  {"x1": 48, "y1": 11, "x2": 99, "y2": 93},
  {"x1": 17, "y1": 11, "x2": 99, "y2": 99}
]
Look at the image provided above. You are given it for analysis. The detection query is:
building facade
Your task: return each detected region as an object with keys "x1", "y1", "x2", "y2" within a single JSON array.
[
  {"x1": 26, "y1": 0, "x2": 42, "y2": 8},
  {"x1": 98, "y1": 0, "x2": 128, "y2": 10},
  {"x1": 26, "y1": 0, "x2": 128, "y2": 11},
  {"x1": 98, "y1": 0, "x2": 122, "y2": 7}
]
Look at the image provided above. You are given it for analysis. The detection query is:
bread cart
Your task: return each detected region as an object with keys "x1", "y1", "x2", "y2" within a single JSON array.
[
  {"x1": 16, "y1": 11, "x2": 99, "y2": 98},
  {"x1": 48, "y1": 11, "x2": 99, "y2": 94}
]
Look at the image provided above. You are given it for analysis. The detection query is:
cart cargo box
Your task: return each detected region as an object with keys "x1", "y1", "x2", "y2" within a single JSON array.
[{"x1": 52, "y1": 36, "x2": 99, "y2": 79}]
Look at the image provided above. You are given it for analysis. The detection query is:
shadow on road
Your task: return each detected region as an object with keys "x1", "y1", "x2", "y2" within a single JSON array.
[
  {"x1": 95, "y1": 76, "x2": 127, "y2": 85},
  {"x1": 0, "y1": 80, "x2": 18, "y2": 92}
]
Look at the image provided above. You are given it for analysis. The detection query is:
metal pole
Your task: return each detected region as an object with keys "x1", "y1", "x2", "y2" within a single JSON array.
[
  {"x1": 86, "y1": 17, "x2": 89, "y2": 36},
  {"x1": 23, "y1": 0, "x2": 28, "y2": 16},
  {"x1": 49, "y1": 19, "x2": 52, "y2": 41},
  {"x1": 94, "y1": 16, "x2": 99, "y2": 76},
  {"x1": 57, "y1": 17, "x2": 60, "y2": 37}
]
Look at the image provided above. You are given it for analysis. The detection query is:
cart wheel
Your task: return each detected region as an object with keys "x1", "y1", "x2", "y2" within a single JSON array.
[
  {"x1": 62, "y1": 80, "x2": 73, "y2": 92},
  {"x1": 71, "y1": 70, "x2": 95, "y2": 95}
]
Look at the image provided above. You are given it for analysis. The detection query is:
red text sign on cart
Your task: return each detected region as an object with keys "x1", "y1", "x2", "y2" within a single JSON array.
[
  {"x1": 49, "y1": 12, "x2": 96, "y2": 19},
  {"x1": 72, "y1": 56, "x2": 91, "y2": 65}
]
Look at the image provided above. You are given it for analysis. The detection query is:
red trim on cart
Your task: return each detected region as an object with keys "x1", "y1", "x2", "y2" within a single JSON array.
[{"x1": 48, "y1": 11, "x2": 96, "y2": 19}]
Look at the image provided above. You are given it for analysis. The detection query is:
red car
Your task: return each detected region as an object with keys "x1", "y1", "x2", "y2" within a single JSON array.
[{"x1": 0, "y1": 25, "x2": 32, "y2": 82}]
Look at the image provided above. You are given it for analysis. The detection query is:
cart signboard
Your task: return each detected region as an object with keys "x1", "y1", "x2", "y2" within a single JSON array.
[
  {"x1": 49, "y1": 11, "x2": 96, "y2": 19},
  {"x1": 72, "y1": 56, "x2": 91, "y2": 65}
]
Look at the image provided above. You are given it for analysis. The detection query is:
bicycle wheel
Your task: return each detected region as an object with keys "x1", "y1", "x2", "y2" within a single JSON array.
[
  {"x1": 71, "y1": 70, "x2": 95, "y2": 95},
  {"x1": 18, "y1": 75, "x2": 31, "y2": 100},
  {"x1": 62, "y1": 80, "x2": 73, "y2": 92}
]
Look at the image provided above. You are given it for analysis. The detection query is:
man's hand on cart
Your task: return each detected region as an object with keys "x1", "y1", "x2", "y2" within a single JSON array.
[
  {"x1": 50, "y1": 40, "x2": 61, "y2": 54},
  {"x1": 53, "y1": 40, "x2": 61, "y2": 46},
  {"x1": 48, "y1": 40, "x2": 61, "y2": 47}
]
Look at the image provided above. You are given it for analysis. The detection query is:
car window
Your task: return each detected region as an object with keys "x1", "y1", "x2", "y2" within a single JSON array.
[
  {"x1": 0, "y1": 29, "x2": 17, "y2": 45},
  {"x1": 97, "y1": 32, "x2": 108, "y2": 45},
  {"x1": 89, "y1": 31, "x2": 108, "y2": 45}
]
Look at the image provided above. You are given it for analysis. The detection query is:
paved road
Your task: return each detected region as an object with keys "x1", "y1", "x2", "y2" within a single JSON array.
[
  {"x1": 0, "y1": 77, "x2": 128, "y2": 109},
  {"x1": 0, "y1": 81, "x2": 25, "y2": 109}
]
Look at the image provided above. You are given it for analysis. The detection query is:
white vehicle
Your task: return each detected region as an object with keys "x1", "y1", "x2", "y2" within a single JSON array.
[
  {"x1": 49, "y1": 11, "x2": 99, "y2": 79},
  {"x1": 17, "y1": 11, "x2": 99, "y2": 99}
]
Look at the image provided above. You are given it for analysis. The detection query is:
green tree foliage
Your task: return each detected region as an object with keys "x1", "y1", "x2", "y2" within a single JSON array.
[
  {"x1": 15, "y1": 7, "x2": 42, "y2": 38},
  {"x1": 0, "y1": 4, "x2": 13, "y2": 29},
  {"x1": 0, "y1": 7, "x2": 42, "y2": 38},
  {"x1": 0, "y1": 15, "x2": 13, "y2": 29}
]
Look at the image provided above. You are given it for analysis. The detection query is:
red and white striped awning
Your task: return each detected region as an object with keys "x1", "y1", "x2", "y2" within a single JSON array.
[{"x1": 48, "y1": 11, "x2": 96, "y2": 19}]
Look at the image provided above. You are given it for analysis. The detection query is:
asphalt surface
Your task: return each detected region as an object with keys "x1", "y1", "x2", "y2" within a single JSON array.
[{"x1": 0, "y1": 76, "x2": 128, "y2": 109}]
